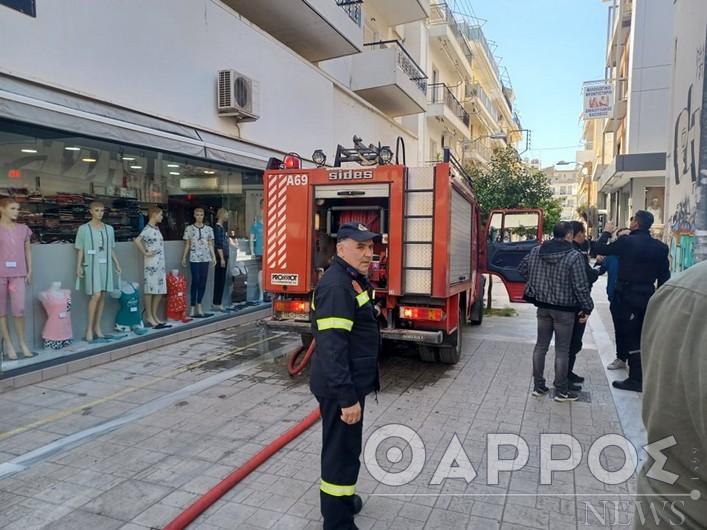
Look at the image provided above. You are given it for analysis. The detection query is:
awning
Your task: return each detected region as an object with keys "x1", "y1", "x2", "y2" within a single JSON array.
[{"x1": 0, "y1": 74, "x2": 272, "y2": 169}]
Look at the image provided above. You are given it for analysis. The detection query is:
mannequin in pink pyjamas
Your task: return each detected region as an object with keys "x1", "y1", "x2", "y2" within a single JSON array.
[{"x1": 0, "y1": 198, "x2": 34, "y2": 359}]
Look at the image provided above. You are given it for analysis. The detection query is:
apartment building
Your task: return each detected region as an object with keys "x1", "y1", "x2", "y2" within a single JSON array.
[
  {"x1": 582, "y1": 0, "x2": 674, "y2": 231},
  {"x1": 0, "y1": 0, "x2": 517, "y2": 375},
  {"x1": 664, "y1": 0, "x2": 707, "y2": 269},
  {"x1": 543, "y1": 167, "x2": 579, "y2": 221}
]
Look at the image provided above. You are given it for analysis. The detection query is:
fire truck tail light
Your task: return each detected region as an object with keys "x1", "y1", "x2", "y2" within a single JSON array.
[
  {"x1": 274, "y1": 300, "x2": 310, "y2": 314},
  {"x1": 400, "y1": 306, "x2": 444, "y2": 321}
]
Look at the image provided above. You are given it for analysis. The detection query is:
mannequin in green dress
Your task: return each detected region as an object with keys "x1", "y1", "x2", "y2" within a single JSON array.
[{"x1": 75, "y1": 202, "x2": 122, "y2": 343}]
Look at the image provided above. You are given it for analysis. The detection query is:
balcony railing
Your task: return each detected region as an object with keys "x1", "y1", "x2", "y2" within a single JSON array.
[
  {"x1": 364, "y1": 40, "x2": 428, "y2": 95},
  {"x1": 465, "y1": 138, "x2": 494, "y2": 161},
  {"x1": 463, "y1": 24, "x2": 500, "y2": 79},
  {"x1": 465, "y1": 82, "x2": 494, "y2": 117},
  {"x1": 428, "y1": 3, "x2": 473, "y2": 60},
  {"x1": 336, "y1": 0, "x2": 362, "y2": 26},
  {"x1": 429, "y1": 83, "x2": 470, "y2": 126}
]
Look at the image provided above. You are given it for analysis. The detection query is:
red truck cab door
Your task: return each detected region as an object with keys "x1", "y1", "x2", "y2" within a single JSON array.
[{"x1": 482, "y1": 209, "x2": 543, "y2": 302}]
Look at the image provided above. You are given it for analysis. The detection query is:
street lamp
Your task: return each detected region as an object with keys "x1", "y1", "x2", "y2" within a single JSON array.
[{"x1": 504, "y1": 129, "x2": 531, "y2": 154}]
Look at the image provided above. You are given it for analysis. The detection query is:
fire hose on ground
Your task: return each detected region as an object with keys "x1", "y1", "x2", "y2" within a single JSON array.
[
  {"x1": 163, "y1": 340, "x2": 320, "y2": 529},
  {"x1": 163, "y1": 407, "x2": 321, "y2": 530}
]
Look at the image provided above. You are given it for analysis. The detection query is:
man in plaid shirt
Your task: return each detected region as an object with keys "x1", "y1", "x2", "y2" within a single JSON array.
[{"x1": 518, "y1": 221, "x2": 594, "y2": 402}]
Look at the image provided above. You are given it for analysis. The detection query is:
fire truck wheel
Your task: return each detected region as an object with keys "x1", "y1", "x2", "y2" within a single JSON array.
[
  {"x1": 439, "y1": 324, "x2": 462, "y2": 364},
  {"x1": 470, "y1": 276, "x2": 486, "y2": 325},
  {"x1": 469, "y1": 298, "x2": 484, "y2": 325},
  {"x1": 418, "y1": 345, "x2": 438, "y2": 363},
  {"x1": 438, "y1": 345, "x2": 460, "y2": 364}
]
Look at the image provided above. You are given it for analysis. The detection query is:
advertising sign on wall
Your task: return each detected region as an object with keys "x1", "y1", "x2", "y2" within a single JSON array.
[{"x1": 582, "y1": 83, "x2": 614, "y2": 119}]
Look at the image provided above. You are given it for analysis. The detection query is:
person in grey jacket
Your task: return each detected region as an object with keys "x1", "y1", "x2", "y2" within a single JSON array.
[
  {"x1": 518, "y1": 221, "x2": 594, "y2": 402},
  {"x1": 633, "y1": 260, "x2": 707, "y2": 529}
]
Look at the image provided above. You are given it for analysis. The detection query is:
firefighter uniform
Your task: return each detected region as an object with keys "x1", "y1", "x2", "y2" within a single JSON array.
[{"x1": 310, "y1": 254, "x2": 380, "y2": 530}]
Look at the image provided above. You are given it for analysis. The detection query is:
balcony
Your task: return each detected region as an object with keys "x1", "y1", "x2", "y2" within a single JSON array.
[
  {"x1": 221, "y1": 0, "x2": 363, "y2": 62},
  {"x1": 606, "y1": 0, "x2": 632, "y2": 68},
  {"x1": 427, "y1": 3, "x2": 473, "y2": 78},
  {"x1": 427, "y1": 83, "x2": 470, "y2": 139},
  {"x1": 603, "y1": 77, "x2": 629, "y2": 133},
  {"x1": 463, "y1": 138, "x2": 496, "y2": 166},
  {"x1": 351, "y1": 40, "x2": 428, "y2": 117},
  {"x1": 464, "y1": 82, "x2": 497, "y2": 129},
  {"x1": 463, "y1": 24, "x2": 500, "y2": 82},
  {"x1": 375, "y1": 0, "x2": 429, "y2": 26}
]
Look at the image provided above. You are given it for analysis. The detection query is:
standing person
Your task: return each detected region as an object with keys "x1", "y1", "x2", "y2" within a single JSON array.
[
  {"x1": 632, "y1": 261, "x2": 707, "y2": 529},
  {"x1": 593, "y1": 211, "x2": 670, "y2": 392},
  {"x1": 181, "y1": 208, "x2": 216, "y2": 318},
  {"x1": 567, "y1": 221, "x2": 599, "y2": 386},
  {"x1": 212, "y1": 208, "x2": 229, "y2": 311},
  {"x1": 310, "y1": 222, "x2": 381, "y2": 529},
  {"x1": 76, "y1": 201, "x2": 121, "y2": 343},
  {"x1": 596, "y1": 227, "x2": 631, "y2": 369},
  {"x1": 0, "y1": 198, "x2": 34, "y2": 359},
  {"x1": 134, "y1": 206, "x2": 167, "y2": 327},
  {"x1": 518, "y1": 221, "x2": 594, "y2": 402}
]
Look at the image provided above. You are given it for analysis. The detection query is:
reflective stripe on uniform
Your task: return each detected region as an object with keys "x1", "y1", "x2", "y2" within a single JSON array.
[
  {"x1": 311, "y1": 292, "x2": 316, "y2": 310},
  {"x1": 316, "y1": 317, "x2": 353, "y2": 331},
  {"x1": 320, "y1": 479, "x2": 355, "y2": 497},
  {"x1": 356, "y1": 291, "x2": 370, "y2": 307}
]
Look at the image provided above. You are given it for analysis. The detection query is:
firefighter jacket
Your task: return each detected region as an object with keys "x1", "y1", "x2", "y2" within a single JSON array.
[{"x1": 310, "y1": 256, "x2": 380, "y2": 408}]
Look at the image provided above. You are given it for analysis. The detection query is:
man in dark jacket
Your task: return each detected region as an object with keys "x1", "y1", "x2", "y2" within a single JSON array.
[
  {"x1": 593, "y1": 210, "x2": 670, "y2": 392},
  {"x1": 310, "y1": 221, "x2": 380, "y2": 530},
  {"x1": 519, "y1": 221, "x2": 594, "y2": 402},
  {"x1": 567, "y1": 221, "x2": 600, "y2": 386}
]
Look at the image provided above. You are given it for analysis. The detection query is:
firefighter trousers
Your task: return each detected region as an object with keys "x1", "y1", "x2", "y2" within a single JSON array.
[{"x1": 316, "y1": 395, "x2": 365, "y2": 530}]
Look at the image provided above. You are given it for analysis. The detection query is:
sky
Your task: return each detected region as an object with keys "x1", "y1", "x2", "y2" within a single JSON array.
[{"x1": 453, "y1": 0, "x2": 609, "y2": 168}]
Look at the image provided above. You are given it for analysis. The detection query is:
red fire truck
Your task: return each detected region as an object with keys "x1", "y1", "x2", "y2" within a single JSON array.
[{"x1": 262, "y1": 137, "x2": 542, "y2": 364}]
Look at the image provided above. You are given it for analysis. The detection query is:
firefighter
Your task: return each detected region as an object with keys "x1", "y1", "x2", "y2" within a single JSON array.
[{"x1": 310, "y1": 221, "x2": 381, "y2": 530}]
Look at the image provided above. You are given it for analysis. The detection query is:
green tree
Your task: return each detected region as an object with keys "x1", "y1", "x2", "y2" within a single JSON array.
[
  {"x1": 468, "y1": 147, "x2": 562, "y2": 233},
  {"x1": 467, "y1": 147, "x2": 562, "y2": 308}
]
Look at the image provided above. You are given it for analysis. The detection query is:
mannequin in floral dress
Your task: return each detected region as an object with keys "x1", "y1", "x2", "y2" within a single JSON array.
[{"x1": 134, "y1": 206, "x2": 167, "y2": 327}]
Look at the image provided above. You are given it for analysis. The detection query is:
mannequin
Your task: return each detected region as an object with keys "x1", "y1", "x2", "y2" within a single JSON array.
[
  {"x1": 166, "y1": 269, "x2": 192, "y2": 323},
  {"x1": 38, "y1": 282, "x2": 73, "y2": 349},
  {"x1": 75, "y1": 201, "x2": 122, "y2": 344},
  {"x1": 212, "y1": 207, "x2": 229, "y2": 311},
  {"x1": 249, "y1": 198, "x2": 264, "y2": 302},
  {"x1": 134, "y1": 206, "x2": 167, "y2": 327},
  {"x1": 0, "y1": 198, "x2": 34, "y2": 359},
  {"x1": 181, "y1": 207, "x2": 216, "y2": 318},
  {"x1": 111, "y1": 280, "x2": 161, "y2": 333}
]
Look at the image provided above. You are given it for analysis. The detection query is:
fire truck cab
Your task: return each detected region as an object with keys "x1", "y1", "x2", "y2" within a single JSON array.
[{"x1": 262, "y1": 137, "x2": 542, "y2": 364}]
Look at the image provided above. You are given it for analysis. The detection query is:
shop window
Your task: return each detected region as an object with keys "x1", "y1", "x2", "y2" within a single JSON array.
[{"x1": 0, "y1": 118, "x2": 260, "y2": 244}]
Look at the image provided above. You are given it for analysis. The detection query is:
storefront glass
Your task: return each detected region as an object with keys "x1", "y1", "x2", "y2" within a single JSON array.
[{"x1": 0, "y1": 118, "x2": 266, "y2": 375}]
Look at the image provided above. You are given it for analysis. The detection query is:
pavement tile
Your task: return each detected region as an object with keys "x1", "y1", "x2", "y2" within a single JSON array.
[
  {"x1": 81, "y1": 479, "x2": 173, "y2": 520},
  {"x1": 44, "y1": 509, "x2": 124, "y2": 530}
]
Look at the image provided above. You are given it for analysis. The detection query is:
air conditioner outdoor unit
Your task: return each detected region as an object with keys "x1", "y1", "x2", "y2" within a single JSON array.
[{"x1": 217, "y1": 69, "x2": 260, "y2": 121}]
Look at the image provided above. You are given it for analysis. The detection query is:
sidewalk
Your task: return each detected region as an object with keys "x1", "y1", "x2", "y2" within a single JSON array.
[{"x1": 0, "y1": 275, "x2": 645, "y2": 529}]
